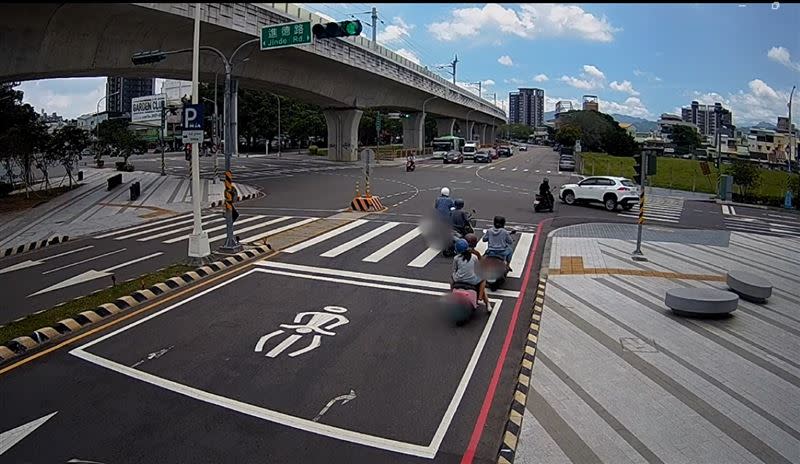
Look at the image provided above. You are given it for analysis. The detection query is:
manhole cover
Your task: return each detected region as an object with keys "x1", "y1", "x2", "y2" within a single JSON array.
[{"x1": 619, "y1": 337, "x2": 658, "y2": 353}]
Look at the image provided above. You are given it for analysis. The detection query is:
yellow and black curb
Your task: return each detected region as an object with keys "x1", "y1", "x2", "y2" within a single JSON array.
[
  {"x1": 350, "y1": 195, "x2": 386, "y2": 212},
  {"x1": 209, "y1": 190, "x2": 264, "y2": 208},
  {"x1": 1, "y1": 235, "x2": 69, "y2": 258},
  {"x1": 0, "y1": 245, "x2": 272, "y2": 364},
  {"x1": 497, "y1": 274, "x2": 548, "y2": 464}
]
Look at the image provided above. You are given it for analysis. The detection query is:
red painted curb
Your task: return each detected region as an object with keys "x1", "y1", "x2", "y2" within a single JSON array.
[{"x1": 460, "y1": 220, "x2": 545, "y2": 464}]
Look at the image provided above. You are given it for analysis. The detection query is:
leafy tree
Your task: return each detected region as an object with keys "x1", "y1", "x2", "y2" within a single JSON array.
[
  {"x1": 97, "y1": 118, "x2": 146, "y2": 166},
  {"x1": 788, "y1": 175, "x2": 800, "y2": 210},
  {"x1": 555, "y1": 124, "x2": 581, "y2": 148},
  {"x1": 47, "y1": 126, "x2": 90, "y2": 187},
  {"x1": 727, "y1": 160, "x2": 761, "y2": 197},
  {"x1": 498, "y1": 124, "x2": 533, "y2": 141},
  {"x1": 359, "y1": 110, "x2": 402, "y2": 146},
  {"x1": 602, "y1": 129, "x2": 639, "y2": 157},
  {"x1": 670, "y1": 125, "x2": 703, "y2": 154}
]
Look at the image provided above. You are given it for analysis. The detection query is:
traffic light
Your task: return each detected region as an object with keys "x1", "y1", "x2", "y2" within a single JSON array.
[
  {"x1": 312, "y1": 20, "x2": 363, "y2": 39},
  {"x1": 131, "y1": 50, "x2": 167, "y2": 65},
  {"x1": 633, "y1": 153, "x2": 643, "y2": 185}
]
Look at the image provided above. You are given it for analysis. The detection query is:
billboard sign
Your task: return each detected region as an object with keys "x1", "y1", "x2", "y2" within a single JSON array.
[{"x1": 131, "y1": 94, "x2": 167, "y2": 123}]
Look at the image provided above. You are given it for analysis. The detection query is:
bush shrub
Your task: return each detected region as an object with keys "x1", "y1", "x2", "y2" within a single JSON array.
[
  {"x1": 308, "y1": 145, "x2": 318, "y2": 155},
  {"x1": 0, "y1": 182, "x2": 13, "y2": 198}
]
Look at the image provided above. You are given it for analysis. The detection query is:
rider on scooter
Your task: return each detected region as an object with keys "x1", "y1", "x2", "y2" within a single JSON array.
[
  {"x1": 450, "y1": 198, "x2": 473, "y2": 237},
  {"x1": 451, "y1": 239, "x2": 490, "y2": 309},
  {"x1": 434, "y1": 187, "x2": 454, "y2": 220},
  {"x1": 482, "y1": 216, "x2": 514, "y2": 272},
  {"x1": 538, "y1": 177, "x2": 554, "y2": 209}
]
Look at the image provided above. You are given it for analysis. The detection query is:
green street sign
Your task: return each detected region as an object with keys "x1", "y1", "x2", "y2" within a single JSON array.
[
  {"x1": 375, "y1": 113, "x2": 382, "y2": 131},
  {"x1": 261, "y1": 21, "x2": 312, "y2": 50}
]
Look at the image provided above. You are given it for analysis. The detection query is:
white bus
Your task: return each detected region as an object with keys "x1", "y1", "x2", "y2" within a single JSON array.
[{"x1": 431, "y1": 136, "x2": 466, "y2": 159}]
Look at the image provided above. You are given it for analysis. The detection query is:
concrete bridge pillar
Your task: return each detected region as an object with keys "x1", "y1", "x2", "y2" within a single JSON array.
[
  {"x1": 323, "y1": 109, "x2": 363, "y2": 162},
  {"x1": 436, "y1": 118, "x2": 455, "y2": 137},
  {"x1": 462, "y1": 121, "x2": 475, "y2": 141},
  {"x1": 402, "y1": 112, "x2": 425, "y2": 151},
  {"x1": 478, "y1": 124, "x2": 487, "y2": 145}
]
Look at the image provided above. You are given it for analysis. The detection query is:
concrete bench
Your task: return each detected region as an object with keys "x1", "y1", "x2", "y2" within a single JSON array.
[
  {"x1": 726, "y1": 270, "x2": 772, "y2": 303},
  {"x1": 665, "y1": 288, "x2": 738, "y2": 316}
]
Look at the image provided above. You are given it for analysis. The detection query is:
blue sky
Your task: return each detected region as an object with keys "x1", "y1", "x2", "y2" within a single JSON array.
[{"x1": 19, "y1": 3, "x2": 800, "y2": 125}]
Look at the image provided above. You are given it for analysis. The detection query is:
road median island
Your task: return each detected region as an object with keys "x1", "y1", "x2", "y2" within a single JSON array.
[{"x1": 0, "y1": 244, "x2": 275, "y2": 364}]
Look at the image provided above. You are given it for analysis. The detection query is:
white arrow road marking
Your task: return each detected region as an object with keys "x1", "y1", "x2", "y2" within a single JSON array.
[
  {"x1": 131, "y1": 345, "x2": 175, "y2": 368},
  {"x1": 29, "y1": 252, "x2": 163, "y2": 297},
  {"x1": 41, "y1": 248, "x2": 127, "y2": 275},
  {"x1": 313, "y1": 390, "x2": 357, "y2": 422},
  {"x1": 0, "y1": 246, "x2": 94, "y2": 275},
  {"x1": 67, "y1": 459, "x2": 107, "y2": 464},
  {"x1": 0, "y1": 411, "x2": 57, "y2": 456}
]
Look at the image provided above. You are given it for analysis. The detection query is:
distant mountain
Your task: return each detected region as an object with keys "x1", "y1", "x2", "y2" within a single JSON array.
[
  {"x1": 542, "y1": 110, "x2": 658, "y2": 133},
  {"x1": 750, "y1": 121, "x2": 777, "y2": 130},
  {"x1": 610, "y1": 114, "x2": 658, "y2": 133}
]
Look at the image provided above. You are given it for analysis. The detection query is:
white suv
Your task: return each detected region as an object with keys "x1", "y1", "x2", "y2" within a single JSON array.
[{"x1": 559, "y1": 176, "x2": 640, "y2": 212}]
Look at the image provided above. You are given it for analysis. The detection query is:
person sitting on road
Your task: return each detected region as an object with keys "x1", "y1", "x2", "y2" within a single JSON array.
[
  {"x1": 450, "y1": 198, "x2": 473, "y2": 236},
  {"x1": 482, "y1": 215, "x2": 514, "y2": 272},
  {"x1": 451, "y1": 239, "x2": 490, "y2": 309},
  {"x1": 434, "y1": 187, "x2": 454, "y2": 219}
]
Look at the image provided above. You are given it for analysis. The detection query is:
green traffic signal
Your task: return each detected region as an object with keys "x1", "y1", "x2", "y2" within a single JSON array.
[
  {"x1": 344, "y1": 21, "x2": 359, "y2": 35},
  {"x1": 313, "y1": 20, "x2": 362, "y2": 39}
]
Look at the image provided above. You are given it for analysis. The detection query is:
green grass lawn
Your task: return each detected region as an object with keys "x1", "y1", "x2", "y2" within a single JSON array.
[
  {"x1": 578, "y1": 152, "x2": 793, "y2": 200},
  {"x1": 0, "y1": 263, "x2": 194, "y2": 347}
]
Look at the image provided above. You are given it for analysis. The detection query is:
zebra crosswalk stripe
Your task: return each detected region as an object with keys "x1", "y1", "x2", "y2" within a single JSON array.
[
  {"x1": 408, "y1": 247, "x2": 440, "y2": 268},
  {"x1": 240, "y1": 218, "x2": 317, "y2": 244},
  {"x1": 111, "y1": 214, "x2": 214, "y2": 240},
  {"x1": 163, "y1": 215, "x2": 266, "y2": 243},
  {"x1": 321, "y1": 222, "x2": 401, "y2": 257},
  {"x1": 137, "y1": 217, "x2": 227, "y2": 241},
  {"x1": 95, "y1": 213, "x2": 193, "y2": 239},
  {"x1": 363, "y1": 227, "x2": 422, "y2": 263},
  {"x1": 210, "y1": 216, "x2": 292, "y2": 243},
  {"x1": 283, "y1": 220, "x2": 369, "y2": 253}
]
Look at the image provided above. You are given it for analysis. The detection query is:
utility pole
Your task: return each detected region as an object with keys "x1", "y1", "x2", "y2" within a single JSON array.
[
  {"x1": 371, "y1": 6, "x2": 377, "y2": 43},
  {"x1": 789, "y1": 85, "x2": 795, "y2": 173},
  {"x1": 187, "y1": 2, "x2": 210, "y2": 262},
  {"x1": 452, "y1": 54, "x2": 458, "y2": 85}
]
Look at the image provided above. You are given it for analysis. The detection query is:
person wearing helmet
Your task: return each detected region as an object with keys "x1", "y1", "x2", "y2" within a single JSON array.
[
  {"x1": 450, "y1": 198, "x2": 473, "y2": 236},
  {"x1": 434, "y1": 187, "x2": 454, "y2": 219},
  {"x1": 538, "y1": 177, "x2": 554, "y2": 209},
  {"x1": 482, "y1": 215, "x2": 514, "y2": 271}
]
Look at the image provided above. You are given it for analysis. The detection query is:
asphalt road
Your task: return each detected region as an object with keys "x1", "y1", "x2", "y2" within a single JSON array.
[{"x1": 5, "y1": 144, "x2": 796, "y2": 463}]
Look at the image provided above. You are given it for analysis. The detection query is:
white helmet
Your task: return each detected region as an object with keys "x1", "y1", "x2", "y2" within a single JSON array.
[{"x1": 441, "y1": 187, "x2": 450, "y2": 196}]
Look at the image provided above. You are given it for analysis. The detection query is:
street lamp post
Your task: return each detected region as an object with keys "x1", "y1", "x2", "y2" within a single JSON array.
[
  {"x1": 788, "y1": 85, "x2": 795, "y2": 173},
  {"x1": 201, "y1": 96, "x2": 218, "y2": 182},
  {"x1": 95, "y1": 90, "x2": 120, "y2": 141},
  {"x1": 268, "y1": 93, "x2": 282, "y2": 157},
  {"x1": 132, "y1": 37, "x2": 259, "y2": 254},
  {"x1": 421, "y1": 96, "x2": 438, "y2": 151}
]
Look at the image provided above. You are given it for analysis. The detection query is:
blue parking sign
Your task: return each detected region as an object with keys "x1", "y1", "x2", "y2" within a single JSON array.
[{"x1": 182, "y1": 104, "x2": 204, "y2": 130}]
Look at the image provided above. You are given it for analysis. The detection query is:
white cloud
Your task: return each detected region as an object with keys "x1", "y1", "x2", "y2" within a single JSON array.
[
  {"x1": 633, "y1": 69, "x2": 662, "y2": 82},
  {"x1": 582, "y1": 65, "x2": 605, "y2": 80},
  {"x1": 395, "y1": 48, "x2": 421, "y2": 64},
  {"x1": 377, "y1": 17, "x2": 414, "y2": 45},
  {"x1": 482, "y1": 79, "x2": 496, "y2": 87},
  {"x1": 600, "y1": 96, "x2": 651, "y2": 118},
  {"x1": 691, "y1": 79, "x2": 796, "y2": 125},
  {"x1": 533, "y1": 74, "x2": 549, "y2": 82},
  {"x1": 559, "y1": 76, "x2": 595, "y2": 90},
  {"x1": 498, "y1": 55, "x2": 514, "y2": 66},
  {"x1": 18, "y1": 77, "x2": 106, "y2": 119},
  {"x1": 427, "y1": 3, "x2": 617, "y2": 42},
  {"x1": 767, "y1": 46, "x2": 800, "y2": 72},
  {"x1": 505, "y1": 78, "x2": 525, "y2": 85},
  {"x1": 559, "y1": 64, "x2": 605, "y2": 90},
  {"x1": 609, "y1": 80, "x2": 640, "y2": 96}
]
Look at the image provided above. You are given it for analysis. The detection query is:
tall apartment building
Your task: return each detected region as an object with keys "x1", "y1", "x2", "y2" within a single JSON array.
[
  {"x1": 508, "y1": 88, "x2": 544, "y2": 128},
  {"x1": 681, "y1": 101, "x2": 734, "y2": 138},
  {"x1": 106, "y1": 77, "x2": 155, "y2": 115}
]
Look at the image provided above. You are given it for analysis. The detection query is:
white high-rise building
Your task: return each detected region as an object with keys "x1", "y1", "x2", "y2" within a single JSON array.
[{"x1": 160, "y1": 79, "x2": 192, "y2": 103}]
